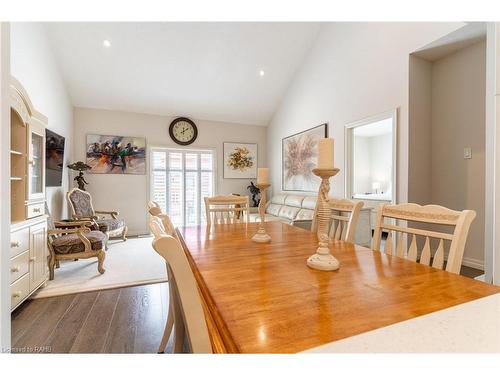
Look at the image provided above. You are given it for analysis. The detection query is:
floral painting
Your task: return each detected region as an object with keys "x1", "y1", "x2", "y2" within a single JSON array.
[
  {"x1": 282, "y1": 124, "x2": 327, "y2": 191},
  {"x1": 223, "y1": 142, "x2": 257, "y2": 179},
  {"x1": 86, "y1": 134, "x2": 146, "y2": 174}
]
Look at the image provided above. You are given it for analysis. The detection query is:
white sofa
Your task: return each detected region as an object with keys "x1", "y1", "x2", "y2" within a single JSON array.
[
  {"x1": 249, "y1": 192, "x2": 373, "y2": 246},
  {"x1": 249, "y1": 193, "x2": 317, "y2": 225}
]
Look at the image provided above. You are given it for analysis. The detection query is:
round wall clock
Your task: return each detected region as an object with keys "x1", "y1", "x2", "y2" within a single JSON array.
[{"x1": 169, "y1": 117, "x2": 198, "y2": 146}]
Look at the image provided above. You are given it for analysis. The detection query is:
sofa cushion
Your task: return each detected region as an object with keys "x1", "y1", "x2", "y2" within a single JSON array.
[
  {"x1": 266, "y1": 203, "x2": 282, "y2": 216},
  {"x1": 285, "y1": 195, "x2": 305, "y2": 208},
  {"x1": 270, "y1": 194, "x2": 287, "y2": 205},
  {"x1": 302, "y1": 196, "x2": 317, "y2": 210},
  {"x1": 295, "y1": 208, "x2": 315, "y2": 221},
  {"x1": 278, "y1": 205, "x2": 300, "y2": 220}
]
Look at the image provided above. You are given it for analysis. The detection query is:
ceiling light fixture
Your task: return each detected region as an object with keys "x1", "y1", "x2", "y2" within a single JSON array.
[
  {"x1": 103, "y1": 39, "x2": 111, "y2": 48},
  {"x1": 259, "y1": 70, "x2": 265, "y2": 77}
]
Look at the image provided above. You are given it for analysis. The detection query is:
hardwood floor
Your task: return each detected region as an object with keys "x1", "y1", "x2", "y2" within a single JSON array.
[
  {"x1": 11, "y1": 264, "x2": 484, "y2": 354},
  {"x1": 11, "y1": 283, "x2": 173, "y2": 354}
]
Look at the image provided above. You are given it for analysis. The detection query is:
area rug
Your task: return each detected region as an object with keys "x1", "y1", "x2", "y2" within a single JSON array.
[{"x1": 31, "y1": 236, "x2": 167, "y2": 299}]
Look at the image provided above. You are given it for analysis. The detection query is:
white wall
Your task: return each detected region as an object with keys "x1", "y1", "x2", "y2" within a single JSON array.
[
  {"x1": 266, "y1": 22, "x2": 464, "y2": 200},
  {"x1": 408, "y1": 55, "x2": 433, "y2": 205},
  {"x1": 353, "y1": 136, "x2": 371, "y2": 193},
  {"x1": 73, "y1": 107, "x2": 267, "y2": 235},
  {"x1": 370, "y1": 133, "x2": 393, "y2": 194},
  {"x1": 353, "y1": 133, "x2": 392, "y2": 194},
  {"x1": 430, "y1": 40, "x2": 486, "y2": 268},
  {"x1": 10, "y1": 23, "x2": 73, "y2": 220}
]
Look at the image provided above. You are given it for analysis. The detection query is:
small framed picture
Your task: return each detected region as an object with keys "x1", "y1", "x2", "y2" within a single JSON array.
[{"x1": 223, "y1": 142, "x2": 258, "y2": 179}]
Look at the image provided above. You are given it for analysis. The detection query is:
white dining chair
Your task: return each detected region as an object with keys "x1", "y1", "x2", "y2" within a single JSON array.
[
  {"x1": 152, "y1": 233, "x2": 212, "y2": 353},
  {"x1": 311, "y1": 198, "x2": 364, "y2": 243},
  {"x1": 204, "y1": 195, "x2": 250, "y2": 225},
  {"x1": 149, "y1": 216, "x2": 177, "y2": 353},
  {"x1": 372, "y1": 203, "x2": 476, "y2": 274},
  {"x1": 148, "y1": 202, "x2": 178, "y2": 353}
]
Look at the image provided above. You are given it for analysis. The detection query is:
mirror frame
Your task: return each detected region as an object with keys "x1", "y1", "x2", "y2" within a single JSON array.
[{"x1": 344, "y1": 108, "x2": 398, "y2": 204}]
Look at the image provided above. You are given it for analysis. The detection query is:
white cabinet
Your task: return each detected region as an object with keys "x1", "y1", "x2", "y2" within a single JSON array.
[
  {"x1": 10, "y1": 77, "x2": 48, "y2": 311},
  {"x1": 10, "y1": 218, "x2": 48, "y2": 311},
  {"x1": 30, "y1": 221, "x2": 48, "y2": 290}
]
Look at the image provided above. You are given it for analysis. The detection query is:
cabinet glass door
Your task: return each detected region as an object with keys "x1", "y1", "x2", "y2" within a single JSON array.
[{"x1": 30, "y1": 132, "x2": 43, "y2": 196}]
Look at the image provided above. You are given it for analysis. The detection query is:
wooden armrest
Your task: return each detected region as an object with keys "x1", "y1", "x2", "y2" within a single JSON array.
[
  {"x1": 73, "y1": 215, "x2": 98, "y2": 220},
  {"x1": 95, "y1": 210, "x2": 119, "y2": 219},
  {"x1": 48, "y1": 227, "x2": 91, "y2": 235},
  {"x1": 54, "y1": 220, "x2": 93, "y2": 228}
]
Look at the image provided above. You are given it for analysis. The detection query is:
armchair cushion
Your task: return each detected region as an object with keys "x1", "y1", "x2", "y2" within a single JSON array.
[
  {"x1": 51, "y1": 230, "x2": 106, "y2": 254},
  {"x1": 97, "y1": 218, "x2": 125, "y2": 232}
]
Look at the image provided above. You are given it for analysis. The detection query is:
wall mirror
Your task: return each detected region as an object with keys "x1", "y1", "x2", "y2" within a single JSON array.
[{"x1": 345, "y1": 109, "x2": 398, "y2": 206}]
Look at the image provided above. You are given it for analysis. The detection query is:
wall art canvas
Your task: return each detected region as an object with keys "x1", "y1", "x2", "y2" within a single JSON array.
[
  {"x1": 223, "y1": 142, "x2": 257, "y2": 179},
  {"x1": 86, "y1": 134, "x2": 146, "y2": 174},
  {"x1": 282, "y1": 123, "x2": 328, "y2": 191}
]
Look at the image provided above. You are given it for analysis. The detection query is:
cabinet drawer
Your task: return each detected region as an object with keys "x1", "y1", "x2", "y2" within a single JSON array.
[
  {"x1": 27, "y1": 202, "x2": 44, "y2": 219},
  {"x1": 11, "y1": 273, "x2": 30, "y2": 310},
  {"x1": 11, "y1": 227, "x2": 30, "y2": 257},
  {"x1": 10, "y1": 251, "x2": 29, "y2": 283}
]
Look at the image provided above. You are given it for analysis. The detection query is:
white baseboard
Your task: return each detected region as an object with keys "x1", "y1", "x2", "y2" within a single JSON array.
[{"x1": 462, "y1": 256, "x2": 484, "y2": 271}]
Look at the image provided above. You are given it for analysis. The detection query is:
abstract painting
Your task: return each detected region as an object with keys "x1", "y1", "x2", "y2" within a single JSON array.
[
  {"x1": 282, "y1": 123, "x2": 327, "y2": 191},
  {"x1": 86, "y1": 134, "x2": 146, "y2": 174},
  {"x1": 223, "y1": 142, "x2": 257, "y2": 179}
]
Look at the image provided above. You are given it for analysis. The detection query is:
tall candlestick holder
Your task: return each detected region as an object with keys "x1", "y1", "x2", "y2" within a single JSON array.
[
  {"x1": 307, "y1": 168, "x2": 340, "y2": 271},
  {"x1": 252, "y1": 183, "x2": 271, "y2": 243}
]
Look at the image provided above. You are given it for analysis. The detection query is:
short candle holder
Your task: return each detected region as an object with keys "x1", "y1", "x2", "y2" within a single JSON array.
[
  {"x1": 252, "y1": 183, "x2": 271, "y2": 243},
  {"x1": 307, "y1": 168, "x2": 340, "y2": 271}
]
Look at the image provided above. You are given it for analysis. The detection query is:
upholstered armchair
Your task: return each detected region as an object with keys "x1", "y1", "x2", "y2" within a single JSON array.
[
  {"x1": 46, "y1": 204, "x2": 107, "y2": 280},
  {"x1": 67, "y1": 188, "x2": 128, "y2": 242}
]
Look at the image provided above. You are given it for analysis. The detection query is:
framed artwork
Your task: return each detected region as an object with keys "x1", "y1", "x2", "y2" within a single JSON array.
[
  {"x1": 86, "y1": 134, "x2": 146, "y2": 174},
  {"x1": 223, "y1": 142, "x2": 258, "y2": 179},
  {"x1": 282, "y1": 123, "x2": 328, "y2": 191}
]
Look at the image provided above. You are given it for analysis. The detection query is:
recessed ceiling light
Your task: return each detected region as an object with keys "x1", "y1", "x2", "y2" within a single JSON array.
[
  {"x1": 259, "y1": 70, "x2": 265, "y2": 77},
  {"x1": 103, "y1": 39, "x2": 111, "y2": 48}
]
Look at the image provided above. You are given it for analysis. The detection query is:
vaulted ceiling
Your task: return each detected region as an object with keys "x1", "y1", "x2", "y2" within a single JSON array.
[{"x1": 44, "y1": 22, "x2": 321, "y2": 126}]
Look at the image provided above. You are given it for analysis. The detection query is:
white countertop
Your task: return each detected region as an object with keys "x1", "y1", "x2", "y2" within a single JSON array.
[{"x1": 304, "y1": 292, "x2": 500, "y2": 353}]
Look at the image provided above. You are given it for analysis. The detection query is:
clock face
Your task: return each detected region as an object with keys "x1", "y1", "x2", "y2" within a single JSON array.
[{"x1": 169, "y1": 117, "x2": 198, "y2": 145}]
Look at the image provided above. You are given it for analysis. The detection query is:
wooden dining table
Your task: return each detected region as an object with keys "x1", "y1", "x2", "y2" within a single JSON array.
[{"x1": 176, "y1": 221, "x2": 500, "y2": 353}]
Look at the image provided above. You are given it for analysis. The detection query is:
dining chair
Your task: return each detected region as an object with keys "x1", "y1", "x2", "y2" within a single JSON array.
[
  {"x1": 148, "y1": 201, "x2": 177, "y2": 239},
  {"x1": 204, "y1": 195, "x2": 250, "y2": 225},
  {"x1": 147, "y1": 202, "x2": 183, "y2": 353},
  {"x1": 371, "y1": 203, "x2": 476, "y2": 274},
  {"x1": 311, "y1": 198, "x2": 364, "y2": 243},
  {"x1": 152, "y1": 232, "x2": 212, "y2": 353}
]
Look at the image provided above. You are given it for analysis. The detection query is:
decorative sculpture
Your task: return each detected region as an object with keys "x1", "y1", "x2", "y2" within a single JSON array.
[
  {"x1": 68, "y1": 161, "x2": 92, "y2": 191},
  {"x1": 246, "y1": 181, "x2": 261, "y2": 207},
  {"x1": 251, "y1": 183, "x2": 271, "y2": 243}
]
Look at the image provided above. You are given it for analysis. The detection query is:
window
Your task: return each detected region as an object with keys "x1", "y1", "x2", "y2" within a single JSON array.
[{"x1": 150, "y1": 148, "x2": 215, "y2": 227}]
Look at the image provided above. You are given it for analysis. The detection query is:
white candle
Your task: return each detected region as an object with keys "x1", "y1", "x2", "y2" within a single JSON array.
[
  {"x1": 317, "y1": 138, "x2": 334, "y2": 169},
  {"x1": 257, "y1": 168, "x2": 269, "y2": 185}
]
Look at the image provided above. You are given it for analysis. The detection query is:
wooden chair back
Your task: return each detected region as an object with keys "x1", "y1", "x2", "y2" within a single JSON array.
[
  {"x1": 204, "y1": 195, "x2": 250, "y2": 225},
  {"x1": 152, "y1": 234, "x2": 212, "y2": 353},
  {"x1": 148, "y1": 203, "x2": 177, "y2": 239},
  {"x1": 371, "y1": 203, "x2": 476, "y2": 274},
  {"x1": 311, "y1": 198, "x2": 364, "y2": 243}
]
